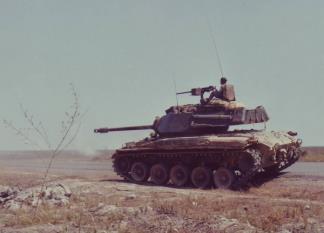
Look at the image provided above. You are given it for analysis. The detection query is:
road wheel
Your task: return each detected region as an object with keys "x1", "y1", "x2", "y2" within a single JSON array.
[
  {"x1": 213, "y1": 167, "x2": 235, "y2": 189},
  {"x1": 114, "y1": 157, "x2": 131, "y2": 175},
  {"x1": 191, "y1": 166, "x2": 212, "y2": 189},
  {"x1": 170, "y1": 165, "x2": 189, "y2": 187},
  {"x1": 150, "y1": 163, "x2": 169, "y2": 185},
  {"x1": 130, "y1": 162, "x2": 149, "y2": 182}
]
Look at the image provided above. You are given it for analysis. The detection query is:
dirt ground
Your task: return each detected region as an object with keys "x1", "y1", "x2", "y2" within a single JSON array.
[{"x1": 1, "y1": 153, "x2": 324, "y2": 233}]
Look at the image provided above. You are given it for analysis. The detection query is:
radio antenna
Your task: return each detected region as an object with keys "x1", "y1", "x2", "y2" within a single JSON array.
[
  {"x1": 172, "y1": 76, "x2": 179, "y2": 107},
  {"x1": 202, "y1": 4, "x2": 225, "y2": 78}
]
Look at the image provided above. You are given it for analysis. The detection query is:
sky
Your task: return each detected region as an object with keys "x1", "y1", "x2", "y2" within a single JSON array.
[{"x1": 0, "y1": 0, "x2": 323, "y2": 151}]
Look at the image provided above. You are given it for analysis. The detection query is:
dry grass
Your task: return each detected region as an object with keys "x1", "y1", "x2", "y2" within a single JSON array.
[
  {"x1": 1, "y1": 170, "x2": 324, "y2": 232},
  {"x1": 3, "y1": 207, "x2": 126, "y2": 233},
  {"x1": 0, "y1": 170, "x2": 76, "y2": 190},
  {"x1": 1, "y1": 182, "x2": 145, "y2": 232},
  {"x1": 150, "y1": 193, "x2": 323, "y2": 232},
  {"x1": 2, "y1": 190, "x2": 323, "y2": 232},
  {"x1": 0, "y1": 171, "x2": 44, "y2": 189}
]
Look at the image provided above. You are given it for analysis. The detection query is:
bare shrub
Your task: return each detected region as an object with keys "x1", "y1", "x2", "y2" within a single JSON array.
[{"x1": 2, "y1": 83, "x2": 84, "y2": 214}]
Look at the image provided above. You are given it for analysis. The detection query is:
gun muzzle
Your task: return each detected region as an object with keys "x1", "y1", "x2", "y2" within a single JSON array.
[{"x1": 94, "y1": 128, "x2": 110, "y2": 133}]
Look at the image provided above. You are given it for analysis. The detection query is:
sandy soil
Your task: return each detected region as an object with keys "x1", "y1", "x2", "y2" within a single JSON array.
[{"x1": 1, "y1": 152, "x2": 324, "y2": 233}]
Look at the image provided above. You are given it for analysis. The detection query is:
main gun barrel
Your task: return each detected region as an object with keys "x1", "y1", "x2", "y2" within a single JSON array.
[{"x1": 94, "y1": 125, "x2": 153, "y2": 134}]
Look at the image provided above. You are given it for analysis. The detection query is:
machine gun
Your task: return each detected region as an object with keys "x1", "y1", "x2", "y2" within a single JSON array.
[
  {"x1": 177, "y1": 85, "x2": 215, "y2": 97},
  {"x1": 176, "y1": 86, "x2": 216, "y2": 105}
]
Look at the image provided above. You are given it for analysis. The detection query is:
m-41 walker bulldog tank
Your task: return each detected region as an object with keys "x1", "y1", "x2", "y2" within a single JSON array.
[{"x1": 95, "y1": 85, "x2": 302, "y2": 189}]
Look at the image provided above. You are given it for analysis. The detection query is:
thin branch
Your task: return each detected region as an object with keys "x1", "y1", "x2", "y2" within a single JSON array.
[
  {"x1": 3, "y1": 119, "x2": 41, "y2": 149},
  {"x1": 58, "y1": 121, "x2": 82, "y2": 155},
  {"x1": 59, "y1": 108, "x2": 89, "y2": 153},
  {"x1": 19, "y1": 104, "x2": 52, "y2": 149},
  {"x1": 39, "y1": 121, "x2": 51, "y2": 148}
]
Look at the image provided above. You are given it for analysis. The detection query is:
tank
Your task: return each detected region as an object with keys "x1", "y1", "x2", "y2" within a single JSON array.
[{"x1": 94, "y1": 85, "x2": 302, "y2": 189}]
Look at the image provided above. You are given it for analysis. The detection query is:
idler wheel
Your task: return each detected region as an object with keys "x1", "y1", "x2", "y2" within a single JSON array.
[
  {"x1": 213, "y1": 167, "x2": 235, "y2": 189},
  {"x1": 170, "y1": 165, "x2": 189, "y2": 187},
  {"x1": 130, "y1": 162, "x2": 149, "y2": 182},
  {"x1": 150, "y1": 163, "x2": 169, "y2": 185},
  {"x1": 191, "y1": 166, "x2": 212, "y2": 189},
  {"x1": 114, "y1": 157, "x2": 131, "y2": 174}
]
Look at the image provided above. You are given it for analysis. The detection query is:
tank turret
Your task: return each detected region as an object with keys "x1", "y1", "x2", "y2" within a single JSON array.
[{"x1": 94, "y1": 90, "x2": 269, "y2": 137}]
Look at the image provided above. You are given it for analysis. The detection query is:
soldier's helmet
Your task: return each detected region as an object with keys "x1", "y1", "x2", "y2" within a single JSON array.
[{"x1": 220, "y1": 77, "x2": 227, "y2": 85}]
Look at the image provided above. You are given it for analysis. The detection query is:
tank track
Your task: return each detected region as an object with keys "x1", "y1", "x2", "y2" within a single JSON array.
[{"x1": 112, "y1": 148, "x2": 266, "y2": 189}]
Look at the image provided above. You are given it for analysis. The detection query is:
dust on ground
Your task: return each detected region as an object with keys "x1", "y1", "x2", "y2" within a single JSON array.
[{"x1": 1, "y1": 152, "x2": 324, "y2": 232}]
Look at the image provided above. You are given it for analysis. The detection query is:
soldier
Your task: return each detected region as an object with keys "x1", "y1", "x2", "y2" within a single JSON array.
[
  {"x1": 218, "y1": 77, "x2": 228, "y2": 99},
  {"x1": 206, "y1": 77, "x2": 234, "y2": 103}
]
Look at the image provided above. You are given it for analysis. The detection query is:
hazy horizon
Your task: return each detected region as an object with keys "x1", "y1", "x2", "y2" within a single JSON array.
[
  {"x1": 1, "y1": 0, "x2": 323, "y2": 150},
  {"x1": 0, "y1": 145, "x2": 323, "y2": 153}
]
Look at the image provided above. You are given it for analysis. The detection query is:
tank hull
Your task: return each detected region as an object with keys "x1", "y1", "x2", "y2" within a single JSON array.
[{"x1": 112, "y1": 130, "x2": 302, "y2": 189}]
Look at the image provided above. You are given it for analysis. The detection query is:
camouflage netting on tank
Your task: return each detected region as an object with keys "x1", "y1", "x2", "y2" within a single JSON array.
[
  {"x1": 208, "y1": 99, "x2": 246, "y2": 110},
  {"x1": 166, "y1": 100, "x2": 246, "y2": 113},
  {"x1": 165, "y1": 104, "x2": 198, "y2": 114}
]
